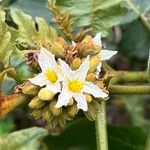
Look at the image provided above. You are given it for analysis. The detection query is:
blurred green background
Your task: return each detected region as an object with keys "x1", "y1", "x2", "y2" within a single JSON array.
[{"x1": 0, "y1": 0, "x2": 150, "y2": 150}]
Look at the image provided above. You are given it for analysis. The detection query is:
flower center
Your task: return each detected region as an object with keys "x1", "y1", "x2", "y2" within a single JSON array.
[
  {"x1": 68, "y1": 80, "x2": 84, "y2": 92},
  {"x1": 45, "y1": 69, "x2": 58, "y2": 83}
]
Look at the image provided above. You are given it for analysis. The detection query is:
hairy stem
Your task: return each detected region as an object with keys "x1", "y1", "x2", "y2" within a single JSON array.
[
  {"x1": 108, "y1": 85, "x2": 150, "y2": 94},
  {"x1": 110, "y1": 71, "x2": 148, "y2": 83},
  {"x1": 95, "y1": 101, "x2": 108, "y2": 150},
  {"x1": 108, "y1": 71, "x2": 150, "y2": 94}
]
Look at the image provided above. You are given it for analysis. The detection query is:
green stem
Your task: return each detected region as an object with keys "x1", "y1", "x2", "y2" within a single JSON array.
[
  {"x1": 108, "y1": 71, "x2": 150, "y2": 95},
  {"x1": 108, "y1": 85, "x2": 150, "y2": 95},
  {"x1": 95, "y1": 101, "x2": 108, "y2": 150},
  {"x1": 110, "y1": 71, "x2": 148, "y2": 83}
]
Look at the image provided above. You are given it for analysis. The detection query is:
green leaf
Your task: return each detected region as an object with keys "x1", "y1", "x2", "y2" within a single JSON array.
[
  {"x1": 0, "y1": 10, "x2": 5, "y2": 21},
  {"x1": 11, "y1": 9, "x2": 38, "y2": 39},
  {"x1": 53, "y1": 0, "x2": 150, "y2": 36},
  {"x1": 147, "y1": 50, "x2": 150, "y2": 83},
  {"x1": 45, "y1": 119, "x2": 148, "y2": 150},
  {"x1": 124, "y1": 95, "x2": 150, "y2": 131},
  {"x1": 0, "y1": 10, "x2": 14, "y2": 67},
  {"x1": 45, "y1": 119, "x2": 96, "y2": 150},
  {"x1": 0, "y1": 117, "x2": 14, "y2": 136},
  {"x1": 15, "y1": 63, "x2": 35, "y2": 83},
  {"x1": 8, "y1": 0, "x2": 51, "y2": 21},
  {"x1": 108, "y1": 125, "x2": 148, "y2": 150},
  {"x1": 55, "y1": 0, "x2": 128, "y2": 37},
  {"x1": 35, "y1": 17, "x2": 58, "y2": 42},
  {"x1": 0, "y1": 0, "x2": 17, "y2": 8},
  {"x1": 9, "y1": 49, "x2": 35, "y2": 83},
  {"x1": 119, "y1": 19, "x2": 150, "y2": 60},
  {"x1": 2, "y1": 77, "x2": 17, "y2": 94},
  {"x1": 0, "y1": 127, "x2": 48, "y2": 150},
  {"x1": 11, "y1": 9, "x2": 57, "y2": 41},
  {"x1": 122, "y1": 0, "x2": 150, "y2": 24}
]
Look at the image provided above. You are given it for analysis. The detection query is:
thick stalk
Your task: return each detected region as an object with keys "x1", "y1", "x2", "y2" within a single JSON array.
[
  {"x1": 95, "y1": 101, "x2": 108, "y2": 150},
  {"x1": 108, "y1": 85, "x2": 150, "y2": 95},
  {"x1": 108, "y1": 71, "x2": 150, "y2": 95}
]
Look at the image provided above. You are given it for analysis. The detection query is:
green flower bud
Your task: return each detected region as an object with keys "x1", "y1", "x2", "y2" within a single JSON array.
[
  {"x1": 84, "y1": 93, "x2": 92, "y2": 103},
  {"x1": 68, "y1": 104, "x2": 78, "y2": 117},
  {"x1": 95, "y1": 81, "x2": 105, "y2": 89},
  {"x1": 22, "y1": 82, "x2": 39, "y2": 95},
  {"x1": 29, "y1": 96, "x2": 45, "y2": 109},
  {"x1": 84, "y1": 101, "x2": 100, "y2": 121},
  {"x1": 68, "y1": 98, "x2": 74, "y2": 106},
  {"x1": 89, "y1": 55, "x2": 100, "y2": 72},
  {"x1": 50, "y1": 42, "x2": 66, "y2": 58},
  {"x1": 70, "y1": 57, "x2": 81, "y2": 70},
  {"x1": 38, "y1": 88, "x2": 55, "y2": 101},
  {"x1": 86, "y1": 73, "x2": 96, "y2": 82},
  {"x1": 16, "y1": 38, "x2": 36, "y2": 50},
  {"x1": 43, "y1": 110, "x2": 50, "y2": 121},
  {"x1": 49, "y1": 101, "x2": 62, "y2": 116},
  {"x1": 31, "y1": 109, "x2": 42, "y2": 119},
  {"x1": 42, "y1": 106, "x2": 53, "y2": 122},
  {"x1": 79, "y1": 36, "x2": 100, "y2": 57}
]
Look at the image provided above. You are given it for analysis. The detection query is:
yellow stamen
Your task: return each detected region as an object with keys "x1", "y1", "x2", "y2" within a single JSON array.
[
  {"x1": 68, "y1": 80, "x2": 84, "y2": 92},
  {"x1": 45, "y1": 69, "x2": 58, "y2": 83}
]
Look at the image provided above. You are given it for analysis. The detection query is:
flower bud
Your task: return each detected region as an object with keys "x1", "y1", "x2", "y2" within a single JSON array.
[
  {"x1": 38, "y1": 88, "x2": 55, "y2": 101},
  {"x1": 49, "y1": 101, "x2": 62, "y2": 116},
  {"x1": 70, "y1": 57, "x2": 81, "y2": 70},
  {"x1": 42, "y1": 105, "x2": 54, "y2": 121},
  {"x1": 89, "y1": 55, "x2": 100, "y2": 72},
  {"x1": 16, "y1": 38, "x2": 36, "y2": 50},
  {"x1": 95, "y1": 81, "x2": 105, "y2": 89},
  {"x1": 84, "y1": 101, "x2": 100, "y2": 121},
  {"x1": 79, "y1": 36, "x2": 100, "y2": 57},
  {"x1": 86, "y1": 73, "x2": 96, "y2": 82},
  {"x1": 95, "y1": 81, "x2": 108, "y2": 95},
  {"x1": 43, "y1": 110, "x2": 51, "y2": 121},
  {"x1": 22, "y1": 83, "x2": 39, "y2": 95},
  {"x1": 84, "y1": 93, "x2": 92, "y2": 103},
  {"x1": 68, "y1": 98, "x2": 74, "y2": 106},
  {"x1": 28, "y1": 96, "x2": 45, "y2": 109},
  {"x1": 68, "y1": 104, "x2": 78, "y2": 117},
  {"x1": 31, "y1": 109, "x2": 42, "y2": 119},
  {"x1": 50, "y1": 42, "x2": 66, "y2": 58}
]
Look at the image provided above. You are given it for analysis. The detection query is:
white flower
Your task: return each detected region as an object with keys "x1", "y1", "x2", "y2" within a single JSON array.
[
  {"x1": 93, "y1": 33, "x2": 118, "y2": 76},
  {"x1": 55, "y1": 56, "x2": 108, "y2": 111},
  {"x1": 29, "y1": 47, "x2": 62, "y2": 93}
]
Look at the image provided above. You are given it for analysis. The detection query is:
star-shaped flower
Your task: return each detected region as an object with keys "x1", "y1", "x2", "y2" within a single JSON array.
[
  {"x1": 93, "y1": 33, "x2": 118, "y2": 76},
  {"x1": 55, "y1": 56, "x2": 108, "y2": 111},
  {"x1": 29, "y1": 47, "x2": 62, "y2": 93}
]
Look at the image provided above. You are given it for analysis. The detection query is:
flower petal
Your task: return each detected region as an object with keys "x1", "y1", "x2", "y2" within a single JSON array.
[
  {"x1": 29, "y1": 73, "x2": 46, "y2": 87},
  {"x1": 59, "y1": 59, "x2": 75, "y2": 79},
  {"x1": 38, "y1": 47, "x2": 57, "y2": 71},
  {"x1": 46, "y1": 81, "x2": 61, "y2": 93},
  {"x1": 73, "y1": 93, "x2": 87, "y2": 111},
  {"x1": 72, "y1": 41, "x2": 76, "y2": 47},
  {"x1": 75, "y1": 56, "x2": 90, "y2": 81},
  {"x1": 100, "y1": 50, "x2": 118, "y2": 61},
  {"x1": 93, "y1": 33, "x2": 102, "y2": 47},
  {"x1": 83, "y1": 82, "x2": 108, "y2": 98},
  {"x1": 55, "y1": 87, "x2": 73, "y2": 108},
  {"x1": 95, "y1": 62, "x2": 102, "y2": 79}
]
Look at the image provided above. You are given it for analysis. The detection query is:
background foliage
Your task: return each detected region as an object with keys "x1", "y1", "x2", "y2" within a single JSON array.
[{"x1": 0, "y1": 0, "x2": 150, "y2": 150}]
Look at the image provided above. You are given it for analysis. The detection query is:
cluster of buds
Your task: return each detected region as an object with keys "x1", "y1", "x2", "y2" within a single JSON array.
[{"x1": 15, "y1": 33, "x2": 117, "y2": 129}]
